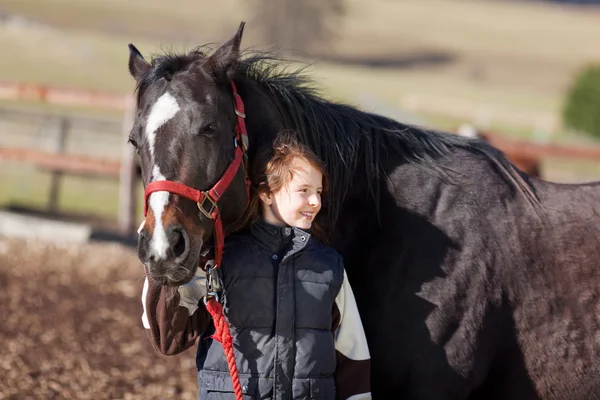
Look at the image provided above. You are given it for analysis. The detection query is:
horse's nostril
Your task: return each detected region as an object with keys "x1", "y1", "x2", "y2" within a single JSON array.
[{"x1": 172, "y1": 228, "x2": 188, "y2": 259}]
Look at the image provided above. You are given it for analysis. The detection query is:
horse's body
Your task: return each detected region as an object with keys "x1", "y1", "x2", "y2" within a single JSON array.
[
  {"x1": 129, "y1": 24, "x2": 600, "y2": 399},
  {"x1": 337, "y1": 155, "x2": 600, "y2": 399}
]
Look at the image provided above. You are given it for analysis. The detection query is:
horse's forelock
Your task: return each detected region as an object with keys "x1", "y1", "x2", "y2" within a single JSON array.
[{"x1": 136, "y1": 49, "x2": 210, "y2": 105}]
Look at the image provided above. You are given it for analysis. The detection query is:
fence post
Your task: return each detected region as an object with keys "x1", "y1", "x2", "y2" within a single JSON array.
[
  {"x1": 118, "y1": 95, "x2": 137, "y2": 236},
  {"x1": 48, "y1": 117, "x2": 69, "y2": 212}
]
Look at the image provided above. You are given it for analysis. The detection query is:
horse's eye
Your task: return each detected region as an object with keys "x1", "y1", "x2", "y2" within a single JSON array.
[
  {"x1": 128, "y1": 138, "x2": 138, "y2": 148},
  {"x1": 200, "y1": 124, "x2": 217, "y2": 134}
]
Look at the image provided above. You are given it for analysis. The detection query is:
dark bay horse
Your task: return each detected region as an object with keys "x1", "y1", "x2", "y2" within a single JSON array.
[{"x1": 128, "y1": 23, "x2": 600, "y2": 399}]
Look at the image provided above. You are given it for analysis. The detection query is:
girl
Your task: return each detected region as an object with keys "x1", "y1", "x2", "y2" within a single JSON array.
[{"x1": 141, "y1": 134, "x2": 371, "y2": 399}]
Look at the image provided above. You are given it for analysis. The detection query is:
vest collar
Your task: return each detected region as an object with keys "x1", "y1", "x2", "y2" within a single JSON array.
[{"x1": 250, "y1": 219, "x2": 312, "y2": 254}]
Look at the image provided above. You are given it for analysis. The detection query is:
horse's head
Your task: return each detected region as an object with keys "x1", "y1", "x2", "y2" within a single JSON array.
[{"x1": 128, "y1": 23, "x2": 249, "y2": 285}]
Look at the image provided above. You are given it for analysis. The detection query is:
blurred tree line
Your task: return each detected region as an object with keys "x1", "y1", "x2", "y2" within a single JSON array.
[
  {"x1": 252, "y1": 0, "x2": 344, "y2": 52},
  {"x1": 563, "y1": 65, "x2": 600, "y2": 139}
]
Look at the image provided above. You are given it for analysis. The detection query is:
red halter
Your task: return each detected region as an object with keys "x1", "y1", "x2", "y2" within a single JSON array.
[{"x1": 143, "y1": 81, "x2": 249, "y2": 269}]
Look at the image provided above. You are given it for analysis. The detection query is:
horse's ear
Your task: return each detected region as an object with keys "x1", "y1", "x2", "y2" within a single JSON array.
[
  {"x1": 206, "y1": 21, "x2": 245, "y2": 81},
  {"x1": 128, "y1": 44, "x2": 151, "y2": 80}
]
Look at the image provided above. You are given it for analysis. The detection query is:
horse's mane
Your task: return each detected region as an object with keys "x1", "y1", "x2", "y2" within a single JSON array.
[
  {"x1": 137, "y1": 48, "x2": 540, "y2": 225},
  {"x1": 234, "y1": 52, "x2": 540, "y2": 220}
]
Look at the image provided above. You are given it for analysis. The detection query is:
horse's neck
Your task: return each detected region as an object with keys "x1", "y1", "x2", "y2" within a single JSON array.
[{"x1": 238, "y1": 81, "x2": 282, "y2": 139}]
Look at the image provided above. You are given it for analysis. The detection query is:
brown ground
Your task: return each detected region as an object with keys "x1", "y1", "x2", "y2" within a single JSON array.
[{"x1": 0, "y1": 237, "x2": 198, "y2": 400}]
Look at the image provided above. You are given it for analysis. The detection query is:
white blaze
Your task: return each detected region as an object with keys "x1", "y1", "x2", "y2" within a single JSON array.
[{"x1": 145, "y1": 92, "x2": 180, "y2": 260}]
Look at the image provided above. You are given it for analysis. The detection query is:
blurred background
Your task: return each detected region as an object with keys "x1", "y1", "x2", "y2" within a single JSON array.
[{"x1": 1, "y1": 0, "x2": 599, "y2": 398}]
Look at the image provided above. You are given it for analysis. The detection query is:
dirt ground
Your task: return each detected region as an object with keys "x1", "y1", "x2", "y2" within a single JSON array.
[{"x1": 0, "y1": 236, "x2": 198, "y2": 400}]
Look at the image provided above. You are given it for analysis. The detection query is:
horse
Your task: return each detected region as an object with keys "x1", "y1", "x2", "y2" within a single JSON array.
[{"x1": 128, "y1": 22, "x2": 600, "y2": 399}]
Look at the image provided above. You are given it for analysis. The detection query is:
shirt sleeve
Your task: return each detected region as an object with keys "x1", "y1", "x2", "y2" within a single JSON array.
[
  {"x1": 332, "y1": 266, "x2": 372, "y2": 400},
  {"x1": 141, "y1": 270, "x2": 211, "y2": 355}
]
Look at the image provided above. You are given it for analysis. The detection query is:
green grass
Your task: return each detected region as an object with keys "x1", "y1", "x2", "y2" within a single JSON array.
[
  {"x1": 542, "y1": 158, "x2": 600, "y2": 183},
  {"x1": 0, "y1": 0, "x2": 250, "y2": 43},
  {"x1": 0, "y1": 24, "x2": 143, "y2": 93}
]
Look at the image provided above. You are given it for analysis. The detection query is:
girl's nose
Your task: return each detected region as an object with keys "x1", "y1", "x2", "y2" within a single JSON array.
[{"x1": 308, "y1": 194, "x2": 321, "y2": 207}]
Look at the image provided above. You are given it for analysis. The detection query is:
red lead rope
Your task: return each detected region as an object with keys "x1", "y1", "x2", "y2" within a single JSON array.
[
  {"x1": 143, "y1": 82, "x2": 249, "y2": 400},
  {"x1": 205, "y1": 298, "x2": 244, "y2": 400}
]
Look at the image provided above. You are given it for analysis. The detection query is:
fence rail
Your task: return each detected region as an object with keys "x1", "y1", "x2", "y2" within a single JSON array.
[
  {"x1": 0, "y1": 82, "x2": 128, "y2": 110},
  {"x1": 0, "y1": 147, "x2": 122, "y2": 177},
  {"x1": 486, "y1": 134, "x2": 600, "y2": 162}
]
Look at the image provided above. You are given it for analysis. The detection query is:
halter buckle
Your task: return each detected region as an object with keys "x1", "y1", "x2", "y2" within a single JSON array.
[
  {"x1": 241, "y1": 135, "x2": 249, "y2": 152},
  {"x1": 197, "y1": 192, "x2": 218, "y2": 219},
  {"x1": 235, "y1": 109, "x2": 246, "y2": 118}
]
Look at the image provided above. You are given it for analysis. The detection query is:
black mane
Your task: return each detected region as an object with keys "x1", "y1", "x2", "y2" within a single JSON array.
[
  {"x1": 233, "y1": 52, "x2": 539, "y2": 220},
  {"x1": 137, "y1": 48, "x2": 539, "y2": 224}
]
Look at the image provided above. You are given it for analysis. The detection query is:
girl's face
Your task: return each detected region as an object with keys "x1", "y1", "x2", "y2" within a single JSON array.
[{"x1": 259, "y1": 157, "x2": 323, "y2": 230}]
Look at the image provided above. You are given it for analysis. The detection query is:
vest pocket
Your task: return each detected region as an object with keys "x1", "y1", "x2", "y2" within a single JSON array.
[
  {"x1": 199, "y1": 371, "x2": 258, "y2": 399},
  {"x1": 310, "y1": 377, "x2": 335, "y2": 399}
]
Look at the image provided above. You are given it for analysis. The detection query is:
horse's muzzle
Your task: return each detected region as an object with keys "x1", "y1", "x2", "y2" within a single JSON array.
[{"x1": 138, "y1": 223, "x2": 201, "y2": 285}]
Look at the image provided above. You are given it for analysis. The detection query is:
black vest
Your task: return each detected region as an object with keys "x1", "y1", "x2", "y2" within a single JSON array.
[{"x1": 196, "y1": 221, "x2": 344, "y2": 399}]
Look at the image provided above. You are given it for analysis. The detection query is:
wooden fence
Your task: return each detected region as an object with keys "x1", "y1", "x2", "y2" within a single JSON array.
[{"x1": 0, "y1": 82, "x2": 137, "y2": 235}]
